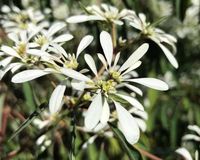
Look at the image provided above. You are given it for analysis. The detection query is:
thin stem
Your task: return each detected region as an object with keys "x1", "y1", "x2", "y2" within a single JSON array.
[
  {"x1": 111, "y1": 23, "x2": 117, "y2": 49},
  {"x1": 137, "y1": 148, "x2": 163, "y2": 160}
]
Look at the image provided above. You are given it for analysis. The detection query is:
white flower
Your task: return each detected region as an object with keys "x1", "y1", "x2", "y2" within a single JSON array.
[
  {"x1": 84, "y1": 31, "x2": 169, "y2": 144},
  {"x1": 0, "y1": 5, "x2": 49, "y2": 34},
  {"x1": 176, "y1": 148, "x2": 193, "y2": 160},
  {"x1": 67, "y1": 3, "x2": 130, "y2": 25},
  {"x1": 176, "y1": 148, "x2": 199, "y2": 160},
  {"x1": 48, "y1": 35, "x2": 93, "y2": 114},
  {"x1": 85, "y1": 31, "x2": 169, "y2": 94},
  {"x1": 176, "y1": 125, "x2": 200, "y2": 160},
  {"x1": 30, "y1": 22, "x2": 73, "y2": 51},
  {"x1": 182, "y1": 125, "x2": 200, "y2": 142},
  {"x1": 126, "y1": 13, "x2": 178, "y2": 68},
  {"x1": 0, "y1": 31, "x2": 42, "y2": 79}
]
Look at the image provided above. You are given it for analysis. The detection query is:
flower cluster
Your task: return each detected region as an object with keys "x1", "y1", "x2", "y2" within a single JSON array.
[
  {"x1": 0, "y1": 5, "x2": 49, "y2": 34},
  {"x1": 0, "y1": 3, "x2": 178, "y2": 146},
  {"x1": 176, "y1": 125, "x2": 200, "y2": 160}
]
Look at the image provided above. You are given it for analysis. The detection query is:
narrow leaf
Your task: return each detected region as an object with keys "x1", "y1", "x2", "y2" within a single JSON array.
[
  {"x1": 109, "y1": 122, "x2": 143, "y2": 160},
  {"x1": 9, "y1": 102, "x2": 47, "y2": 141}
]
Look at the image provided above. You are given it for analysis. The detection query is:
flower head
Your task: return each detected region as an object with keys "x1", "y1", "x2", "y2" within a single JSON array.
[
  {"x1": 83, "y1": 31, "x2": 169, "y2": 144},
  {"x1": 67, "y1": 3, "x2": 130, "y2": 25},
  {"x1": 126, "y1": 12, "x2": 178, "y2": 68},
  {"x1": 0, "y1": 5, "x2": 49, "y2": 34}
]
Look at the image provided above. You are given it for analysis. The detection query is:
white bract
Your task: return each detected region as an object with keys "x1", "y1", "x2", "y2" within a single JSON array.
[
  {"x1": 67, "y1": 3, "x2": 130, "y2": 25},
  {"x1": 126, "y1": 12, "x2": 178, "y2": 68}
]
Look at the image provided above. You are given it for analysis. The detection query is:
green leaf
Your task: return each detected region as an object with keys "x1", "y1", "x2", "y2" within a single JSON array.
[
  {"x1": 79, "y1": 2, "x2": 91, "y2": 14},
  {"x1": 175, "y1": 0, "x2": 191, "y2": 21},
  {"x1": 22, "y1": 82, "x2": 36, "y2": 109},
  {"x1": 150, "y1": 16, "x2": 169, "y2": 27},
  {"x1": 109, "y1": 94, "x2": 130, "y2": 105},
  {"x1": 8, "y1": 102, "x2": 48, "y2": 141},
  {"x1": 108, "y1": 122, "x2": 143, "y2": 160}
]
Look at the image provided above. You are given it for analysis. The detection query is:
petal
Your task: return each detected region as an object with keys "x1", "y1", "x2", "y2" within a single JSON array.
[
  {"x1": 19, "y1": 31, "x2": 27, "y2": 42},
  {"x1": 127, "y1": 78, "x2": 169, "y2": 91},
  {"x1": 135, "y1": 118, "x2": 147, "y2": 132},
  {"x1": 82, "y1": 135, "x2": 98, "y2": 149},
  {"x1": 49, "y1": 82, "x2": 66, "y2": 114},
  {"x1": 48, "y1": 22, "x2": 66, "y2": 37},
  {"x1": 71, "y1": 80, "x2": 86, "y2": 91},
  {"x1": 123, "y1": 83, "x2": 143, "y2": 96},
  {"x1": 0, "y1": 56, "x2": 13, "y2": 67},
  {"x1": 0, "y1": 52, "x2": 5, "y2": 56},
  {"x1": 93, "y1": 123, "x2": 107, "y2": 132},
  {"x1": 27, "y1": 49, "x2": 46, "y2": 56},
  {"x1": 129, "y1": 108, "x2": 148, "y2": 120},
  {"x1": 0, "y1": 63, "x2": 21, "y2": 80},
  {"x1": 129, "y1": 22, "x2": 143, "y2": 31},
  {"x1": 182, "y1": 134, "x2": 200, "y2": 141},
  {"x1": 100, "y1": 98, "x2": 110, "y2": 124},
  {"x1": 176, "y1": 148, "x2": 192, "y2": 160},
  {"x1": 7, "y1": 33, "x2": 19, "y2": 43},
  {"x1": 11, "y1": 63, "x2": 23, "y2": 73},
  {"x1": 97, "y1": 53, "x2": 108, "y2": 70},
  {"x1": 76, "y1": 35, "x2": 93, "y2": 58},
  {"x1": 85, "y1": 93, "x2": 102, "y2": 130},
  {"x1": 50, "y1": 43, "x2": 68, "y2": 58},
  {"x1": 157, "y1": 43, "x2": 178, "y2": 69},
  {"x1": 1, "y1": 45, "x2": 20, "y2": 58},
  {"x1": 84, "y1": 54, "x2": 97, "y2": 76},
  {"x1": 60, "y1": 68, "x2": 90, "y2": 82},
  {"x1": 113, "y1": 52, "x2": 121, "y2": 68},
  {"x1": 52, "y1": 34, "x2": 73, "y2": 43},
  {"x1": 121, "y1": 61, "x2": 142, "y2": 75},
  {"x1": 100, "y1": 31, "x2": 113, "y2": 66},
  {"x1": 11, "y1": 69, "x2": 50, "y2": 83},
  {"x1": 67, "y1": 15, "x2": 104, "y2": 23},
  {"x1": 114, "y1": 101, "x2": 140, "y2": 144},
  {"x1": 119, "y1": 43, "x2": 149, "y2": 72},
  {"x1": 188, "y1": 125, "x2": 200, "y2": 136},
  {"x1": 116, "y1": 94, "x2": 144, "y2": 111}
]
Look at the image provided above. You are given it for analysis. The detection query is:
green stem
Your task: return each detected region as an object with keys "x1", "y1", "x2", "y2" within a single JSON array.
[{"x1": 69, "y1": 91, "x2": 86, "y2": 160}]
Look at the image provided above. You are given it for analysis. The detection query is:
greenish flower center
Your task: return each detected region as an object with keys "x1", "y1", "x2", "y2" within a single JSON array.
[
  {"x1": 16, "y1": 42, "x2": 27, "y2": 56},
  {"x1": 109, "y1": 70, "x2": 123, "y2": 83},
  {"x1": 64, "y1": 55, "x2": 79, "y2": 69},
  {"x1": 35, "y1": 35, "x2": 48, "y2": 46},
  {"x1": 143, "y1": 25, "x2": 155, "y2": 36},
  {"x1": 96, "y1": 79, "x2": 117, "y2": 94}
]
